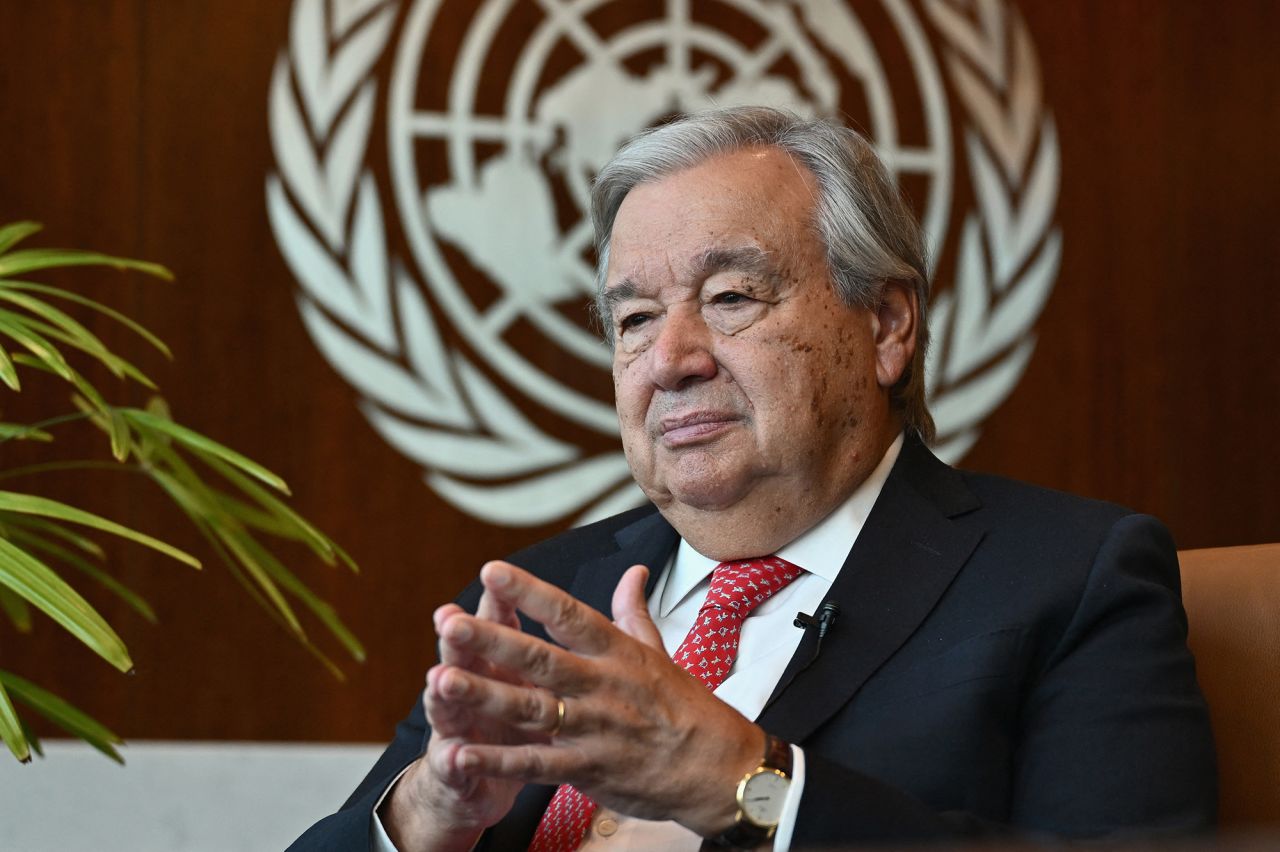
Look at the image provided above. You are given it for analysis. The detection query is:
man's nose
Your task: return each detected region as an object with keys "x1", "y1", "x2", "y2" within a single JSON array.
[{"x1": 648, "y1": 309, "x2": 717, "y2": 390}]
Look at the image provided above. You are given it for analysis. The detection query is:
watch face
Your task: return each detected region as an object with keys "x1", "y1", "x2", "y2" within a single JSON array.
[{"x1": 740, "y1": 769, "x2": 789, "y2": 827}]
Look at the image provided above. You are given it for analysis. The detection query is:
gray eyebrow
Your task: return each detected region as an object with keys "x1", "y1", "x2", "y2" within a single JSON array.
[
  {"x1": 691, "y1": 245, "x2": 781, "y2": 285},
  {"x1": 601, "y1": 278, "x2": 639, "y2": 314},
  {"x1": 601, "y1": 246, "x2": 782, "y2": 314}
]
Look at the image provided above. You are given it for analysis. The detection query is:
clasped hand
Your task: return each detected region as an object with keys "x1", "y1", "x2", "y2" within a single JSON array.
[{"x1": 388, "y1": 560, "x2": 764, "y2": 851}]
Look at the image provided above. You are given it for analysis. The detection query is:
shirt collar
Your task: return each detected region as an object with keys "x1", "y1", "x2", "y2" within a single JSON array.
[{"x1": 658, "y1": 433, "x2": 905, "y2": 617}]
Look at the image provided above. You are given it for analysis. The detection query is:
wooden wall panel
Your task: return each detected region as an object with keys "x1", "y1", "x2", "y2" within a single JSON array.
[{"x1": 1, "y1": 1, "x2": 1278, "y2": 744}]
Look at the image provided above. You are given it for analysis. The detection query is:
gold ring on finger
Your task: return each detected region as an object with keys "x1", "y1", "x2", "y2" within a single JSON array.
[{"x1": 549, "y1": 696, "x2": 566, "y2": 737}]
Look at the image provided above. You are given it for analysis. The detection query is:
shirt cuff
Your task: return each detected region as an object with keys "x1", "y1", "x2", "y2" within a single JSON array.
[
  {"x1": 772, "y1": 745, "x2": 805, "y2": 852},
  {"x1": 370, "y1": 765, "x2": 414, "y2": 852}
]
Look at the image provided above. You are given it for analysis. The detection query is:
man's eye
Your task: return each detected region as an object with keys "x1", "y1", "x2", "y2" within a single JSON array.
[
  {"x1": 711, "y1": 291, "x2": 752, "y2": 306},
  {"x1": 618, "y1": 313, "x2": 651, "y2": 332}
]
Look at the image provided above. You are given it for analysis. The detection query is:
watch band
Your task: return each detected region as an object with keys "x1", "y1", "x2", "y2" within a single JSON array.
[
  {"x1": 760, "y1": 733, "x2": 793, "y2": 777},
  {"x1": 702, "y1": 734, "x2": 793, "y2": 851}
]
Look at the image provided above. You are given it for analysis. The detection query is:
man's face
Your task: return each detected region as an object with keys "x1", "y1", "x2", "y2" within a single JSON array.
[{"x1": 605, "y1": 147, "x2": 912, "y2": 557}]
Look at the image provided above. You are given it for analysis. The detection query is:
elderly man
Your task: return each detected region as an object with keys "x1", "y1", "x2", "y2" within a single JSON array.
[{"x1": 292, "y1": 108, "x2": 1215, "y2": 851}]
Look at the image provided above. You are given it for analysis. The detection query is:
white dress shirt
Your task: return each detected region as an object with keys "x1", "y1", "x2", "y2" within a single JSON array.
[{"x1": 374, "y1": 436, "x2": 903, "y2": 851}]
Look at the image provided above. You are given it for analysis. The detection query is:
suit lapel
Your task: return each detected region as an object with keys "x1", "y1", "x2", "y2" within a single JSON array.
[
  {"x1": 757, "y1": 438, "x2": 984, "y2": 743},
  {"x1": 565, "y1": 509, "x2": 678, "y2": 618}
]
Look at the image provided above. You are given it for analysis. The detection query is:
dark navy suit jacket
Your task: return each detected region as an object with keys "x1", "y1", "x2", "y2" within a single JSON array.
[{"x1": 289, "y1": 438, "x2": 1217, "y2": 849}]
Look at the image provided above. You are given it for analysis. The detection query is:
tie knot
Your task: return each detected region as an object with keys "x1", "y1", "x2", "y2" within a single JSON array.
[{"x1": 705, "y1": 556, "x2": 803, "y2": 619}]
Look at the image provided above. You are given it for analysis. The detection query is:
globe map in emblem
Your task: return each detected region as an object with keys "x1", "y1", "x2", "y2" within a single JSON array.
[
  {"x1": 389, "y1": 0, "x2": 951, "y2": 436},
  {"x1": 267, "y1": 0, "x2": 1061, "y2": 526}
]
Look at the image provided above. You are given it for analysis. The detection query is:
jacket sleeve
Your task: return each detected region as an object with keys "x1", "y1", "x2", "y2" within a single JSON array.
[
  {"x1": 286, "y1": 579, "x2": 485, "y2": 852},
  {"x1": 285, "y1": 702, "x2": 430, "y2": 851}
]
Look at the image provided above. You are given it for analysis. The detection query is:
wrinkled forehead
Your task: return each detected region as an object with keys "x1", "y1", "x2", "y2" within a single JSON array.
[
  {"x1": 606, "y1": 150, "x2": 823, "y2": 270},
  {"x1": 614, "y1": 147, "x2": 818, "y2": 227},
  {"x1": 602, "y1": 244, "x2": 788, "y2": 310}
]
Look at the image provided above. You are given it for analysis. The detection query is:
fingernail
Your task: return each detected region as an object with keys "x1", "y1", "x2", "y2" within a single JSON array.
[
  {"x1": 449, "y1": 620, "x2": 473, "y2": 641},
  {"x1": 484, "y1": 563, "x2": 510, "y2": 588}
]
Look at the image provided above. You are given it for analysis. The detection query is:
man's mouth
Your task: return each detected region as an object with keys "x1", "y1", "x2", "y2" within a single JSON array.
[{"x1": 658, "y1": 412, "x2": 740, "y2": 447}]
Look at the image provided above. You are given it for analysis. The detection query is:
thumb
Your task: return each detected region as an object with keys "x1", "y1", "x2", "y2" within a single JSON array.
[{"x1": 612, "y1": 564, "x2": 663, "y2": 650}]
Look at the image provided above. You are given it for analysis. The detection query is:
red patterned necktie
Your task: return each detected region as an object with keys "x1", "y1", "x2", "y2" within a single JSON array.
[{"x1": 527, "y1": 556, "x2": 804, "y2": 852}]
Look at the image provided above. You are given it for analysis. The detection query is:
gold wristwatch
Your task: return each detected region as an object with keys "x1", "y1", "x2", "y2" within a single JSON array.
[{"x1": 704, "y1": 734, "x2": 793, "y2": 850}]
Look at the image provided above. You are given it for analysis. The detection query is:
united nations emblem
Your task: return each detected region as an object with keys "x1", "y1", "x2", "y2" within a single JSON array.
[{"x1": 267, "y1": 0, "x2": 1061, "y2": 527}]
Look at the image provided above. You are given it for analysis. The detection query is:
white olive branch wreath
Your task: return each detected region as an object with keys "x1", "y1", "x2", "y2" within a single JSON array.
[
  {"x1": 267, "y1": 0, "x2": 1060, "y2": 525},
  {"x1": 923, "y1": 0, "x2": 1062, "y2": 462}
]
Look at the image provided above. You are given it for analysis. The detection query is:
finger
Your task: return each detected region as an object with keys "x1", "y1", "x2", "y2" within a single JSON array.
[
  {"x1": 455, "y1": 742, "x2": 567, "y2": 787},
  {"x1": 611, "y1": 565, "x2": 664, "y2": 651},
  {"x1": 431, "y1": 666, "x2": 563, "y2": 737},
  {"x1": 439, "y1": 612, "x2": 591, "y2": 692},
  {"x1": 427, "y1": 735, "x2": 494, "y2": 796},
  {"x1": 424, "y1": 666, "x2": 480, "y2": 738},
  {"x1": 433, "y1": 603, "x2": 465, "y2": 635},
  {"x1": 440, "y1": 593, "x2": 525, "y2": 686},
  {"x1": 480, "y1": 561, "x2": 615, "y2": 656},
  {"x1": 436, "y1": 606, "x2": 485, "y2": 671},
  {"x1": 476, "y1": 567, "x2": 521, "y2": 631},
  {"x1": 437, "y1": 604, "x2": 521, "y2": 683},
  {"x1": 427, "y1": 737, "x2": 469, "y2": 788}
]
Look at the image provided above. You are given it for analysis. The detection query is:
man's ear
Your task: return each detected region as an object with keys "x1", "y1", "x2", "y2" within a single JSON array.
[{"x1": 873, "y1": 280, "x2": 918, "y2": 390}]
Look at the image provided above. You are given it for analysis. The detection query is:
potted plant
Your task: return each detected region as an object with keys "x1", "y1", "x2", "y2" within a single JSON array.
[{"x1": 0, "y1": 220, "x2": 361, "y2": 763}]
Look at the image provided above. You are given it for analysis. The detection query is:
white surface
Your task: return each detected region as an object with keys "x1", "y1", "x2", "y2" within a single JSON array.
[{"x1": 0, "y1": 740, "x2": 383, "y2": 852}]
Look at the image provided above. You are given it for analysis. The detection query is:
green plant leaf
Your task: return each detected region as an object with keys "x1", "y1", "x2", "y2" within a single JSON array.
[
  {"x1": 0, "y1": 280, "x2": 171, "y2": 358},
  {"x1": 0, "y1": 346, "x2": 18, "y2": 390},
  {"x1": 149, "y1": 469, "x2": 277, "y2": 617},
  {"x1": 7, "y1": 359, "x2": 132, "y2": 457},
  {"x1": 0, "y1": 413, "x2": 94, "y2": 451},
  {"x1": 0, "y1": 423, "x2": 52, "y2": 442},
  {"x1": 65, "y1": 390, "x2": 130, "y2": 463},
  {"x1": 233, "y1": 531, "x2": 365, "y2": 662},
  {"x1": 0, "y1": 513, "x2": 106, "y2": 559},
  {"x1": 201, "y1": 452, "x2": 355, "y2": 572},
  {"x1": 107, "y1": 408, "x2": 130, "y2": 462},
  {"x1": 161, "y1": 449, "x2": 304, "y2": 633},
  {"x1": 0, "y1": 222, "x2": 43, "y2": 255},
  {"x1": 0, "y1": 291, "x2": 106, "y2": 345},
  {"x1": 1, "y1": 302, "x2": 156, "y2": 388},
  {"x1": 139, "y1": 425, "x2": 363, "y2": 668},
  {"x1": 0, "y1": 248, "x2": 172, "y2": 281},
  {"x1": 0, "y1": 670, "x2": 123, "y2": 763},
  {"x1": 123, "y1": 408, "x2": 290, "y2": 495},
  {"x1": 144, "y1": 459, "x2": 303, "y2": 637},
  {"x1": 215, "y1": 526, "x2": 304, "y2": 636},
  {"x1": 0, "y1": 537, "x2": 132, "y2": 672},
  {"x1": 5, "y1": 526, "x2": 156, "y2": 623},
  {"x1": 0, "y1": 491, "x2": 200, "y2": 569},
  {"x1": 148, "y1": 461, "x2": 315, "y2": 651},
  {"x1": 0, "y1": 299, "x2": 125, "y2": 376},
  {"x1": 18, "y1": 716, "x2": 43, "y2": 759},
  {"x1": 0, "y1": 585, "x2": 33, "y2": 631},
  {"x1": 0, "y1": 313, "x2": 73, "y2": 381},
  {"x1": 147, "y1": 461, "x2": 353, "y2": 679},
  {"x1": 60, "y1": 378, "x2": 129, "y2": 462},
  {"x1": 0, "y1": 678, "x2": 32, "y2": 763},
  {"x1": 184, "y1": 510, "x2": 349, "y2": 680}
]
